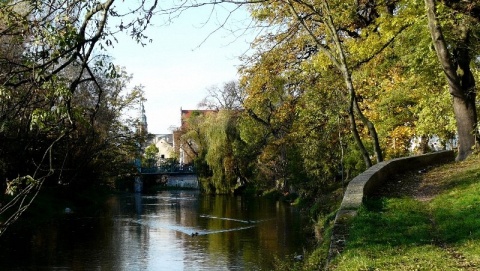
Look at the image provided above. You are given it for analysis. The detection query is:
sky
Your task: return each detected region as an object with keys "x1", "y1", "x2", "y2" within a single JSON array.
[{"x1": 108, "y1": 3, "x2": 255, "y2": 134}]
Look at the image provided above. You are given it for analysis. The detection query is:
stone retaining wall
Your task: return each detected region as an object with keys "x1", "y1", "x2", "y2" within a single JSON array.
[{"x1": 327, "y1": 150, "x2": 455, "y2": 264}]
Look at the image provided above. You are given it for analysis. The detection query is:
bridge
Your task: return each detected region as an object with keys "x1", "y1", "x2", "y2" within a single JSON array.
[
  {"x1": 135, "y1": 164, "x2": 199, "y2": 191},
  {"x1": 138, "y1": 165, "x2": 195, "y2": 175}
]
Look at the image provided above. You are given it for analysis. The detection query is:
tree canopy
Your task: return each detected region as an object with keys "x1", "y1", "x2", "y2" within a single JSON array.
[
  {"x1": 0, "y1": 0, "x2": 153, "y2": 236},
  {"x1": 175, "y1": 0, "x2": 479, "y2": 195},
  {"x1": 1, "y1": 0, "x2": 479, "y2": 237}
]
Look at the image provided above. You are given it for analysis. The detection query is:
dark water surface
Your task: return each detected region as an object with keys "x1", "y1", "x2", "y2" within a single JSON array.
[{"x1": 0, "y1": 191, "x2": 308, "y2": 270}]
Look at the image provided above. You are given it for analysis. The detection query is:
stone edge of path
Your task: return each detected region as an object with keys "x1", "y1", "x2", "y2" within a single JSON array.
[{"x1": 326, "y1": 150, "x2": 455, "y2": 265}]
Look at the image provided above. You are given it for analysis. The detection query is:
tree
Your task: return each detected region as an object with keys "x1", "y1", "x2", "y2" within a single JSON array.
[
  {"x1": 143, "y1": 144, "x2": 159, "y2": 168},
  {"x1": 0, "y1": 0, "x2": 158, "y2": 234},
  {"x1": 239, "y1": 44, "x2": 303, "y2": 191},
  {"x1": 0, "y1": 63, "x2": 144, "y2": 236},
  {"x1": 349, "y1": 2, "x2": 457, "y2": 158},
  {"x1": 424, "y1": 0, "x2": 479, "y2": 160},
  {"x1": 199, "y1": 81, "x2": 245, "y2": 110},
  {"x1": 244, "y1": 0, "x2": 412, "y2": 167},
  {"x1": 158, "y1": 0, "x2": 477, "y2": 188},
  {"x1": 0, "y1": 0, "x2": 157, "y2": 184},
  {"x1": 179, "y1": 81, "x2": 254, "y2": 194}
]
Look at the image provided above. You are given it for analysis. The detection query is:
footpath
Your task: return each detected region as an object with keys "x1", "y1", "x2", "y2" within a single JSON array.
[{"x1": 329, "y1": 154, "x2": 480, "y2": 270}]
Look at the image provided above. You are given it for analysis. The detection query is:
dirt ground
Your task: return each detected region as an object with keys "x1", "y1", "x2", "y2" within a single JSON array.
[{"x1": 371, "y1": 159, "x2": 476, "y2": 201}]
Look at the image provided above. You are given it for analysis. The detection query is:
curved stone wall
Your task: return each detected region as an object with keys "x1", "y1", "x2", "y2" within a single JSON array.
[{"x1": 327, "y1": 150, "x2": 455, "y2": 263}]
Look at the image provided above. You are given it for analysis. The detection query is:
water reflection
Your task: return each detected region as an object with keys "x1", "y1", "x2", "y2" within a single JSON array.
[{"x1": 0, "y1": 190, "x2": 307, "y2": 270}]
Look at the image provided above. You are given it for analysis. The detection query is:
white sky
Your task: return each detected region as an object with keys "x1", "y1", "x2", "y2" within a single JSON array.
[{"x1": 108, "y1": 4, "x2": 255, "y2": 134}]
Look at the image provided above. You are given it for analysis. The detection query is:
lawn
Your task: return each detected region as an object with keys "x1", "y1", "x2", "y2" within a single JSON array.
[{"x1": 330, "y1": 154, "x2": 480, "y2": 270}]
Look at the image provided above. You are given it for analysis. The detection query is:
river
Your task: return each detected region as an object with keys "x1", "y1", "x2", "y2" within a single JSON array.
[{"x1": 0, "y1": 190, "x2": 309, "y2": 270}]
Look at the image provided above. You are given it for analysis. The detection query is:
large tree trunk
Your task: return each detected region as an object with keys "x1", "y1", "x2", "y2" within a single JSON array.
[
  {"x1": 425, "y1": 0, "x2": 478, "y2": 161},
  {"x1": 452, "y1": 95, "x2": 477, "y2": 160}
]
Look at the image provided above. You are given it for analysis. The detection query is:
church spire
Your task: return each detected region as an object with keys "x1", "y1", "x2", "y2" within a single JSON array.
[{"x1": 138, "y1": 101, "x2": 148, "y2": 135}]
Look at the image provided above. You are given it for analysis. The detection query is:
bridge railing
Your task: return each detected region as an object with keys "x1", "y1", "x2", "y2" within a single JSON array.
[{"x1": 139, "y1": 165, "x2": 195, "y2": 174}]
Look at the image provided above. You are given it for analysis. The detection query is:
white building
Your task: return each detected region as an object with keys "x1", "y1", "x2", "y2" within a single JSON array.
[{"x1": 148, "y1": 134, "x2": 175, "y2": 164}]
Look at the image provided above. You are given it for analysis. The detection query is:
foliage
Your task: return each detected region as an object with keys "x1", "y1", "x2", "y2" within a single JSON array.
[
  {"x1": 230, "y1": 0, "x2": 479, "y2": 195},
  {"x1": 143, "y1": 144, "x2": 159, "y2": 168},
  {"x1": 0, "y1": 0, "x2": 154, "y2": 235},
  {"x1": 180, "y1": 89, "x2": 255, "y2": 194},
  {"x1": 202, "y1": 110, "x2": 240, "y2": 193},
  {"x1": 425, "y1": 0, "x2": 480, "y2": 160},
  {"x1": 0, "y1": 0, "x2": 479, "y2": 251},
  {"x1": 4, "y1": 176, "x2": 38, "y2": 196},
  {"x1": 0, "y1": 0, "x2": 153, "y2": 178}
]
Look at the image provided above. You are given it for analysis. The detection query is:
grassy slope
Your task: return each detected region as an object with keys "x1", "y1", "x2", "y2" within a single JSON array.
[{"x1": 330, "y1": 154, "x2": 480, "y2": 270}]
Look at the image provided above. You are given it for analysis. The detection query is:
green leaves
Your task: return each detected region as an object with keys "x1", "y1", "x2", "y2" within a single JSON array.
[
  {"x1": 5, "y1": 175, "x2": 38, "y2": 196},
  {"x1": 142, "y1": 144, "x2": 159, "y2": 168},
  {"x1": 236, "y1": 0, "x2": 480, "y2": 190}
]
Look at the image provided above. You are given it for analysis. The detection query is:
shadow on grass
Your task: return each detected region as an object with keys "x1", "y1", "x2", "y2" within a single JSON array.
[
  {"x1": 351, "y1": 158, "x2": 480, "y2": 247},
  {"x1": 348, "y1": 197, "x2": 434, "y2": 249},
  {"x1": 350, "y1": 180, "x2": 480, "y2": 249},
  {"x1": 330, "y1": 157, "x2": 480, "y2": 270},
  {"x1": 339, "y1": 170, "x2": 480, "y2": 269},
  {"x1": 431, "y1": 180, "x2": 480, "y2": 244}
]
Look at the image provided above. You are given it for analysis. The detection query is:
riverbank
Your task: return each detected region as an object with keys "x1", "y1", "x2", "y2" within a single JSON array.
[
  {"x1": 329, "y1": 154, "x2": 480, "y2": 270},
  {"x1": 275, "y1": 153, "x2": 480, "y2": 270}
]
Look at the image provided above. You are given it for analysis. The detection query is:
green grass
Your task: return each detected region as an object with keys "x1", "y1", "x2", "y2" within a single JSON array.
[{"x1": 330, "y1": 155, "x2": 480, "y2": 270}]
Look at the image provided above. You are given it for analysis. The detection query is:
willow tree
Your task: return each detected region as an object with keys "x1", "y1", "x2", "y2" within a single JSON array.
[
  {"x1": 199, "y1": 110, "x2": 239, "y2": 193},
  {"x1": 425, "y1": 0, "x2": 480, "y2": 160},
  {"x1": 178, "y1": 84, "x2": 252, "y2": 194}
]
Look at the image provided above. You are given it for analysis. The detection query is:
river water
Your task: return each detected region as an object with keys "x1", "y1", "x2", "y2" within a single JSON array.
[{"x1": 0, "y1": 190, "x2": 309, "y2": 270}]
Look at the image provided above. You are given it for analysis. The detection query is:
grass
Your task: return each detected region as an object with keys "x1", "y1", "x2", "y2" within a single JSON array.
[{"x1": 329, "y1": 154, "x2": 480, "y2": 270}]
